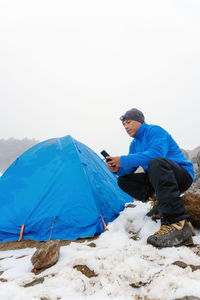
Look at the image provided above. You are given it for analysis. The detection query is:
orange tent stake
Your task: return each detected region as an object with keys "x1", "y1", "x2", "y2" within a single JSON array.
[
  {"x1": 100, "y1": 215, "x2": 108, "y2": 231},
  {"x1": 19, "y1": 224, "x2": 24, "y2": 241}
]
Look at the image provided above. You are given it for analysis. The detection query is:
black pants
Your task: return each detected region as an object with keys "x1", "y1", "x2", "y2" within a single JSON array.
[{"x1": 118, "y1": 158, "x2": 193, "y2": 225}]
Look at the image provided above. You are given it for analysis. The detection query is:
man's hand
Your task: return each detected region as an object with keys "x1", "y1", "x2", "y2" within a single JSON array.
[
  {"x1": 105, "y1": 156, "x2": 120, "y2": 173},
  {"x1": 108, "y1": 165, "x2": 119, "y2": 173}
]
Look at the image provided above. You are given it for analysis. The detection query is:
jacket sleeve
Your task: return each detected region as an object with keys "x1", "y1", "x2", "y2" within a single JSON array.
[
  {"x1": 115, "y1": 140, "x2": 137, "y2": 176},
  {"x1": 120, "y1": 126, "x2": 169, "y2": 174}
]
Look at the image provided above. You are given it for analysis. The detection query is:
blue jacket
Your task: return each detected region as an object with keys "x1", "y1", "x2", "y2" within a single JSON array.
[{"x1": 117, "y1": 122, "x2": 195, "y2": 180}]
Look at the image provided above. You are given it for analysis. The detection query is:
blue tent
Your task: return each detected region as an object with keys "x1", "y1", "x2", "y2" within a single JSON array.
[{"x1": 0, "y1": 135, "x2": 132, "y2": 242}]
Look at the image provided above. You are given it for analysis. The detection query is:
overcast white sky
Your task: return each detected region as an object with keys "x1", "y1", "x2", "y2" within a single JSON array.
[{"x1": 0, "y1": 0, "x2": 200, "y2": 155}]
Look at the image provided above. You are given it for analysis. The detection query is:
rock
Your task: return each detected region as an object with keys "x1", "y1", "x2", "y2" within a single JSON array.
[
  {"x1": 174, "y1": 297, "x2": 200, "y2": 300},
  {"x1": 73, "y1": 265, "x2": 98, "y2": 278},
  {"x1": 197, "y1": 151, "x2": 200, "y2": 169},
  {"x1": 130, "y1": 281, "x2": 149, "y2": 288},
  {"x1": 192, "y1": 245, "x2": 200, "y2": 256},
  {"x1": 23, "y1": 273, "x2": 56, "y2": 288},
  {"x1": 188, "y1": 181, "x2": 200, "y2": 198},
  {"x1": 173, "y1": 261, "x2": 188, "y2": 269},
  {"x1": 130, "y1": 234, "x2": 138, "y2": 241},
  {"x1": 16, "y1": 255, "x2": 27, "y2": 259},
  {"x1": 182, "y1": 193, "x2": 200, "y2": 228},
  {"x1": 87, "y1": 242, "x2": 96, "y2": 248},
  {"x1": 126, "y1": 203, "x2": 136, "y2": 208},
  {"x1": 31, "y1": 240, "x2": 60, "y2": 270},
  {"x1": 23, "y1": 276, "x2": 45, "y2": 287},
  {"x1": 173, "y1": 261, "x2": 200, "y2": 272},
  {"x1": 181, "y1": 149, "x2": 189, "y2": 160},
  {"x1": 187, "y1": 162, "x2": 200, "y2": 196},
  {"x1": 0, "y1": 278, "x2": 8, "y2": 282}
]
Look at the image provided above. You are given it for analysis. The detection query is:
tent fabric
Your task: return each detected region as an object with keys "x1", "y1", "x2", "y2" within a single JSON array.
[{"x1": 0, "y1": 135, "x2": 132, "y2": 242}]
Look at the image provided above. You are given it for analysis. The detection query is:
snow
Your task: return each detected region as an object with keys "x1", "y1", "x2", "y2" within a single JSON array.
[{"x1": 0, "y1": 201, "x2": 200, "y2": 300}]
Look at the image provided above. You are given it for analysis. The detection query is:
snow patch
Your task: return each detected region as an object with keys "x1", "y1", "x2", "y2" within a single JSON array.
[{"x1": 0, "y1": 201, "x2": 200, "y2": 300}]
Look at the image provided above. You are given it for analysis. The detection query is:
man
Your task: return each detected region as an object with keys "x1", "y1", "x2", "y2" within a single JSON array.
[{"x1": 106, "y1": 108, "x2": 195, "y2": 248}]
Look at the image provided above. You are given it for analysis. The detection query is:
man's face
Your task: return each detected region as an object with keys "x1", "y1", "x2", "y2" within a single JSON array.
[{"x1": 123, "y1": 120, "x2": 142, "y2": 137}]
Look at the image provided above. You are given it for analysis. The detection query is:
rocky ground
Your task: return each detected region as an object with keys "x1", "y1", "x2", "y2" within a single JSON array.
[{"x1": 0, "y1": 201, "x2": 200, "y2": 300}]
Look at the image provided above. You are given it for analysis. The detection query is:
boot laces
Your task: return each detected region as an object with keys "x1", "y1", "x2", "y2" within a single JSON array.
[
  {"x1": 155, "y1": 224, "x2": 174, "y2": 236},
  {"x1": 155, "y1": 220, "x2": 185, "y2": 236}
]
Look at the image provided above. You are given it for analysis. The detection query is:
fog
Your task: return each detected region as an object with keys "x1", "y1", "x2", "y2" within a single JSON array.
[{"x1": 0, "y1": 0, "x2": 200, "y2": 155}]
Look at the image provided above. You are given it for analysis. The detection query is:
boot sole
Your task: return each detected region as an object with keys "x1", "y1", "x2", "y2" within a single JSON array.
[
  {"x1": 181, "y1": 237, "x2": 194, "y2": 247},
  {"x1": 148, "y1": 237, "x2": 194, "y2": 248}
]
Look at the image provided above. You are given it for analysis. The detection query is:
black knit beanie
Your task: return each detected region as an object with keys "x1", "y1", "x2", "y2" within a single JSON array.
[{"x1": 120, "y1": 108, "x2": 145, "y2": 124}]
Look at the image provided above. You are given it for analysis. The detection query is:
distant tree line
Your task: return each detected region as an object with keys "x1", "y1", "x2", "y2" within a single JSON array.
[{"x1": 0, "y1": 138, "x2": 39, "y2": 173}]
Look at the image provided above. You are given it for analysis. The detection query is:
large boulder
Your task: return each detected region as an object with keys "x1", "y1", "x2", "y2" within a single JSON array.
[{"x1": 182, "y1": 193, "x2": 200, "y2": 228}]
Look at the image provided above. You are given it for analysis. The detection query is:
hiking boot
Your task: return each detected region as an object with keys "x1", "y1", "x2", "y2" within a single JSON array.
[{"x1": 147, "y1": 220, "x2": 193, "y2": 248}]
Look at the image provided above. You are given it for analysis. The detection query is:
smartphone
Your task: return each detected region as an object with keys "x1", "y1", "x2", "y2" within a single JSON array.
[{"x1": 100, "y1": 150, "x2": 112, "y2": 162}]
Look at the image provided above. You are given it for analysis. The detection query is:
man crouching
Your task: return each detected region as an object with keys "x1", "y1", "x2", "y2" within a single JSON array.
[{"x1": 106, "y1": 108, "x2": 195, "y2": 248}]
